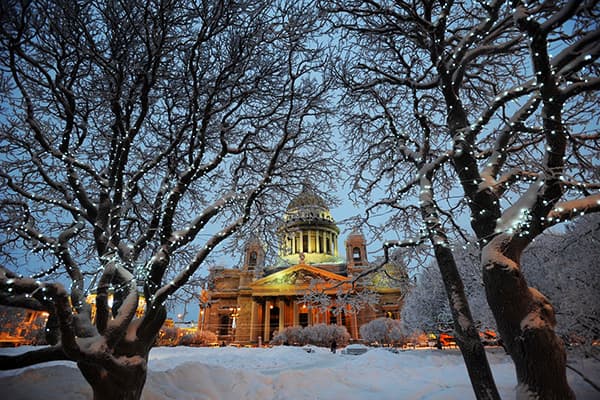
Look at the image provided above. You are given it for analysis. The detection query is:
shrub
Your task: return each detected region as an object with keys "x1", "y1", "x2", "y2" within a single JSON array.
[
  {"x1": 180, "y1": 330, "x2": 218, "y2": 346},
  {"x1": 359, "y1": 318, "x2": 403, "y2": 345},
  {"x1": 272, "y1": 324, "x2": 350, "y2": 347}
]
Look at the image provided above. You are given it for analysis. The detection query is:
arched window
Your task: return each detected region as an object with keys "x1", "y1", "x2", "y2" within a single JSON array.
[
  {"x1": 249, "y1": 251, "x2": 257, "y2": 266},
  {"x1": 352, "y1": 247, "x2": 361, "y2": 261}
]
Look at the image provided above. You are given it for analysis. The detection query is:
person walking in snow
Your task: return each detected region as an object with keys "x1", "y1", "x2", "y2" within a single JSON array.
[{"x1": 331, "y1": 340, "x2": 336, "y2": 354}]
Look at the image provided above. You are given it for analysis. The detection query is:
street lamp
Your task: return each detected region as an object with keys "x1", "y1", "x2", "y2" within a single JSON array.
[
  {"x1": 229, "y1": 306, "x2": 240, "y2": 342},
  {"x1": 199, "y1": 309, "x2": 205, "y2": 337}
]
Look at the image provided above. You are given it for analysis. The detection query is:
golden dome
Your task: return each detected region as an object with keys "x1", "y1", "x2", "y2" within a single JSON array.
[
  {"x1": 286, "y1": 186, "x2": 328, "y2": 211},
  {"x1": 278, "y1": 184, "x2": 341, "y2": 265}
]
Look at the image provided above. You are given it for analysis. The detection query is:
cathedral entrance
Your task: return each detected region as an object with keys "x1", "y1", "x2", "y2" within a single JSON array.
[
  {"x1": 299, "y1": 312, "x2": 308, "y2": 327},
  {"x1": 269, "y1": 306, "x2": 279, "y2": 340},
  {"x1": 219, "y1": 315, "x2": 230, "y2": 337}
]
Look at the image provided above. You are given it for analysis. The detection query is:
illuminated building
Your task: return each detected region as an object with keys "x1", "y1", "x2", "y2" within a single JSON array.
[
  {"x1": 0, "y1": 305, "x2": 49, "y2": 347},
  {"x1": 201, "y1": 186, "x2": 404, "y2": 344},
  {"x1": 85, "y1": 293, "x2": 146, "y2": 321}
]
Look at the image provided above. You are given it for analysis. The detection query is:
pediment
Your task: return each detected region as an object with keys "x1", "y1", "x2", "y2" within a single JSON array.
[{"x1": 251, "y1": 264, "x2": 348, "y2": 288}]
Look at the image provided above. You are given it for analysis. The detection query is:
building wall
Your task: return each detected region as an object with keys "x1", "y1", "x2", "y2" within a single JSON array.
[{"x1": 202, "y1": 267, "x2": 402, "y2": 345}]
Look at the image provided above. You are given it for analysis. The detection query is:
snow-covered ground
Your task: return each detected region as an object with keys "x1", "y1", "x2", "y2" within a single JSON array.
[{"x1": 1, "y1": 345, "x2": 598, "y2": 399}]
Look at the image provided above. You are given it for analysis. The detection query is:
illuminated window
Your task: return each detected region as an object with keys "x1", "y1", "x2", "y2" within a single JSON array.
[{"x1": 249, "y1": 251, "x2": 257, "y2": 266}]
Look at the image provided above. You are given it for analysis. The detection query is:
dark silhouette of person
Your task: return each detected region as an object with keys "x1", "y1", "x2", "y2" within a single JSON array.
[{"x1": 331, "y1": 340, "x2": 336, "y2": 353}]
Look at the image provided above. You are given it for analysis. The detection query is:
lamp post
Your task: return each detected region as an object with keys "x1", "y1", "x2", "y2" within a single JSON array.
[
  {"x1": 229, "y1": 306, "x2": 240, "y2": 342},
  {"x1": 199, "y1": 309, "x2": 205, "y2": 337},
  {"x1": 199, "y1": 289, "x2": 210, "y2": 339}
]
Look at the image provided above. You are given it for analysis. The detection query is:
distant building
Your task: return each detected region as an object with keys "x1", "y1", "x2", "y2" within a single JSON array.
[
  {"x1": 0, "y1": 305, "x2": 48, "y2": 347},
  {"x1": 201, "y1": 186, "x2": 404, "y2": 344}
]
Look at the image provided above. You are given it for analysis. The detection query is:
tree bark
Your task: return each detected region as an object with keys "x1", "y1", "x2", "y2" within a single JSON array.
[
  {"x1": 482, "y1": 234, "x2": 575, "y2": 399},
  {"x1": 433, "y1": 243, "x2": 501, "y2": 400},
  {"x1": 419, "y1": 172, "x2": 500, "y2": 400},
  {"x1": 78, "y1": 350, "x2": 149, "y2": 400}
]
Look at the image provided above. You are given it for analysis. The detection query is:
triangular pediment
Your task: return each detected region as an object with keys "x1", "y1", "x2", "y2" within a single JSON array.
[{"x1": 251, "y1": 264, "x2": 348, "y2": 289}]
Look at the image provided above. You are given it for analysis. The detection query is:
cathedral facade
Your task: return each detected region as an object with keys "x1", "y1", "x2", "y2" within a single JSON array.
[{"x1": 200, "y1": 187, "x2": 403, "y2": 344}]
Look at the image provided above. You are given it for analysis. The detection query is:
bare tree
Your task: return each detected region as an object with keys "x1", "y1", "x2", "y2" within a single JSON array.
[
  {"x1": 402, "y1": 243, "x2": 497, "y2": 335},
  {"x1": 323, "y1": 0, "x2": 599, "y2": 399},
  {"x1": 0, "y1": 0, "x2": 335, "y2": 399}
]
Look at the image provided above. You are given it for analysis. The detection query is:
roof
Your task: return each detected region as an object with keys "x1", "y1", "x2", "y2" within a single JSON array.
[
  {"x1": 249, "y1": 264, "x2": 350, "y2": 296},
  {"x1": 287, "y1": 185, "x2": 328, "y2": 211}
]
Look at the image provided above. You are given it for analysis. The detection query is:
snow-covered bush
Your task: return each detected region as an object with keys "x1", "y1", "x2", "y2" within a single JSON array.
[
  {"x1": 359, "y1": 318, "x2": 403, "y2": 345},
  {"x1": 271, "y1": 326, "x2": 305, "y2": 345},
  {"x1": 179, "y1": 330, "x2": 218, "y2": 346},
  {"x1": 305, "y1": 324, "x2": 350, "y2": 347},
  {"x1": 156, "y1": 327, "x2": 217, "y2": 347},
  {"x1": 272, "y1": 324, "x2": 350, "y2": 347},
  {"x1": 156, "y1": 328, "x2": 180, "y2": 347}
]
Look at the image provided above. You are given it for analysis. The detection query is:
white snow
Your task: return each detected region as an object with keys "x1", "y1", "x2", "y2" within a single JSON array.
[
  {"x1": 1, "y1": 345, "x2": 598, "y2": 399},
  {"x1": 494, "y1": 178, "x2": 543, "y2": 234}
]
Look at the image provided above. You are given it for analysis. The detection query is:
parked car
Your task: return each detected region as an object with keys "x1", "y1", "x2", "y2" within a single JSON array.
[
  {"x1": 439, "y1": 333, "x2": 457, "y2": 348},
  {"x1": 480, "y1": 330, "x2": 499, "y2": 346},
  {"x1": 302, "y1": 345, "x2": 317, "y2": 353},
  {"x1": 341, "y1": 344, "x2": 369, "y2": 355}
]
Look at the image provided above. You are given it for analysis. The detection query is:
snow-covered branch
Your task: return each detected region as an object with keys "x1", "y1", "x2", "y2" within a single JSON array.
[
  {"x1": 0, "y1": 346, "x2": 68, "y2": 370},
  {"x1": 546, "y1": 195, "x2": 600, "y2": 227}
]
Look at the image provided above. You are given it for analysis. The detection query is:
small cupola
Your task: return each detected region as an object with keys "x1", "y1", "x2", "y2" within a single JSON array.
[
  {"x1": 345, "y1": 229, "x2": 368, "y2": 269},
  {"x1": 243, "y1": 235, "x2": 265, "y2": 271}
]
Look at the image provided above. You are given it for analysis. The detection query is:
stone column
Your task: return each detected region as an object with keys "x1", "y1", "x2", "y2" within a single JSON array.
[
  {"x1": 333, "y1": 234, "x2": 338, "y2": 256},
  {"x1": 316, "y1": 231, "x2": 320, "y2": 253},
  {"x1": 264, "y1": 300, "x2": 271, "y2": 341},
  {"x1": 293, "y1": 301, "x2": 299, "y2": 326},
  {"x1": 296, "y1": 232, "x2": 301, "y2": 253},
  {"x1": 278, "y1": 299, "x2": 285, "y2": 332},
  {"x1": 249, "y1": 300, "x2": 257, "y2": 342}
]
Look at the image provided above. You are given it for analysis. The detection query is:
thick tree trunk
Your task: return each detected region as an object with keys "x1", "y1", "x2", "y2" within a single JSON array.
[
  {"x1": 433, "y1": 243, "x2": 501, "y2": 400},
  {"x1": 78, "y1": 355, "x2": 148, "y2": 400},
  {"x1": 482, "y1": 234, "x2": 574, "y2": 399},
  {"x1": 419, "y1": 174, "x2": 500, "y2": 400}
]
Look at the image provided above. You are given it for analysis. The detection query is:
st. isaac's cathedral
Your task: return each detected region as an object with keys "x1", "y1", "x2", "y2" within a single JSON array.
[{"x1": 200, "y1": 186, "x2": 404, "y2": 344}]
